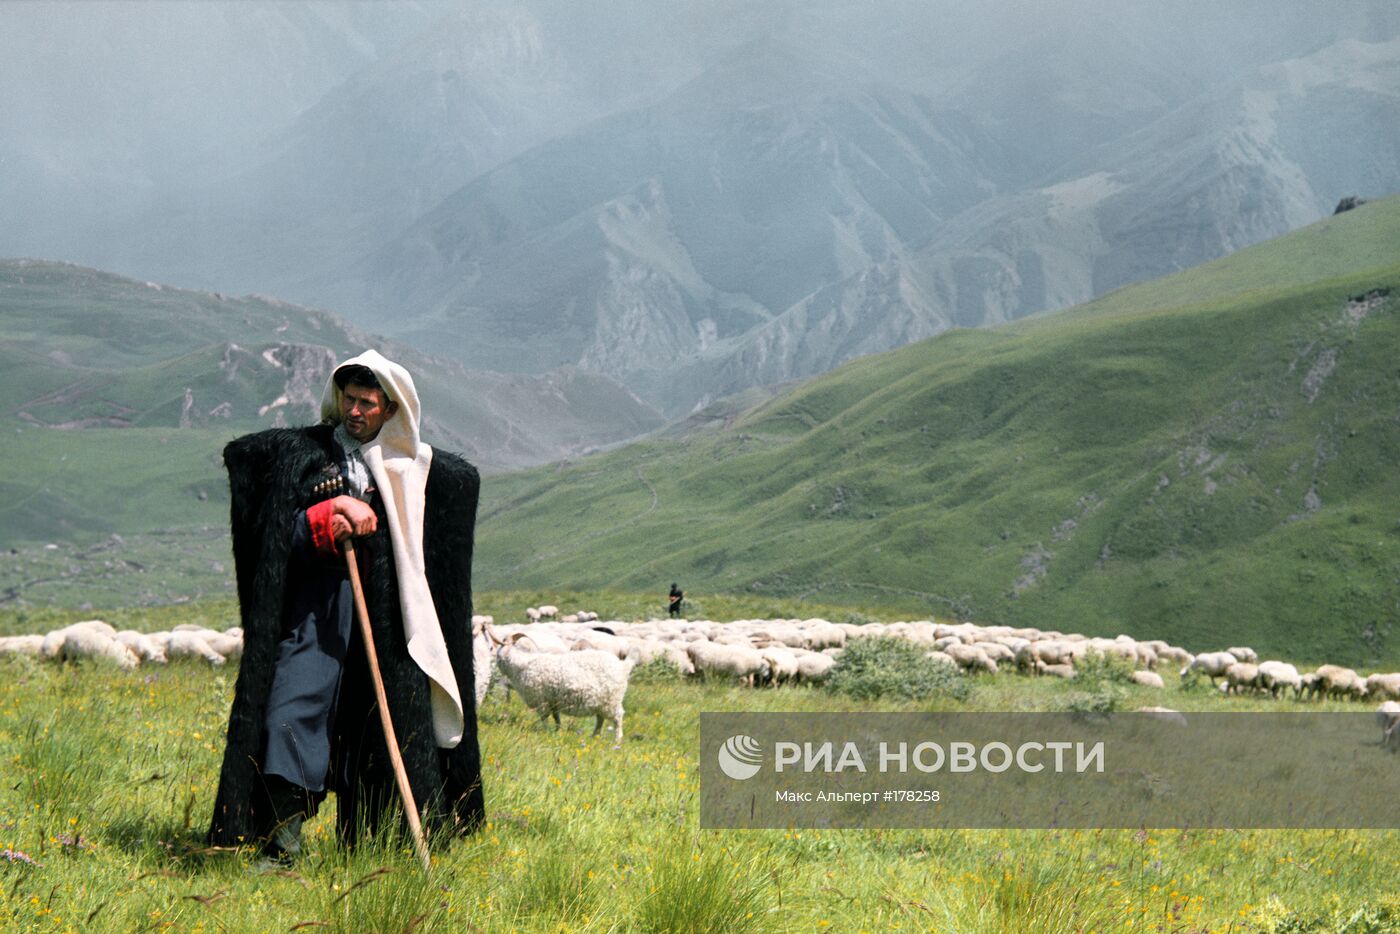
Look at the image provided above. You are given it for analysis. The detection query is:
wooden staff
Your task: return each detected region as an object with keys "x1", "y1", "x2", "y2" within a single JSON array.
[{"x1": 343, "y1": 538, "x2": 432, "y2": 874}]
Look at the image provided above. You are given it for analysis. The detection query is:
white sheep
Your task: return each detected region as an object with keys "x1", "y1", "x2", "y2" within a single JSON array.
[
  {"x1": 1223, "y1": 662, "x2": 1260, "y2": 695},
  {"x1": 1037, "y1": 662, "x2": 1076, "y2": 679},
  {"x1": 40, "y1": 620, "x2": 117, "y2": 660},
  {"x1": 624, "y1": 639, "x2": 695, "y2": 676},
  {"x1": 1130, "y1": 670, "x2": 1165, "y2": 689},
  {"x1": 1378, "y1": 701, "x2": 1400, "y2": 750},
  {"x1": 41, "y1": 622, "x2": 139, "y2": 670},
  {"x1": 1315, "y1": 664, "x2": 1368, "y2": 701},
  {"x1": 686, "y1": 641, "x2": 769, "y2": 686},
  {"x1": 1153, "y1": 646, "x2": 1194, "y2": 669},
  {"x1": 203, "y1": 627, "x2": 243, "y2": 661},
  {"x1": 116, "y1": 630, "x2": 168, "y2": 664},
  {"x1": 157, "y1": 630, "x2": 227, "y2": 665},
  {"x1": 1225, "y1": 646, "x2": 1259, "y2": 664},
  {"x1": 1256, "y1": 661, "x2": 1302, "y2": 699},
  {"x1": 472, "y1": 624, "x2": 493, "y2": 707},
  {"x1": 1364, "y1": 672, "x2": 1400, "y2": 701},
  {"x1": 798, "y1": 621, "x2": 846, "y2": 650},
  {"x1": 0, "y1": 635, "x2": 44, "y2": 657},
  {"x1": 944, "y1": 643, "x2": 997, "y2": 675},
  {"x1": 758, "y1": 647, "x2": 800, "y2": 686},
  {"x1": 1136, "y1": 706, "x2": 1188, "y2": 726},
  {"x1": 972, "y1": 641, "x2": 1015, "y2": 665},
  {"x1": 1180, "y1": 651, "x2": 1237, "y2": 684},
  {"x1": 525, "y1": 607, "x2": 542, "y2": 623},
  {"x1": 571, "y1": 630, "x2": 630, "y2": 659},
  {"x1": 491, "y1": 633, "x2": 634, "y2": 745},
  {"x1": 794, "y1": 651, "x2": 837, "y2": 684},
  {"x1": 537, "y1": 605, "x2": 559, "y2": 620}
]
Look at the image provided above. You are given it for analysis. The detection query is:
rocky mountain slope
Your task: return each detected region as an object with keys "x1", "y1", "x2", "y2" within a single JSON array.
[{"x1": 0, "y1": 260, "x2": 662, "y2": 476}]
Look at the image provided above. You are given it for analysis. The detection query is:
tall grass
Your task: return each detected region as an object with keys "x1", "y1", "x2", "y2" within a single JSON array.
[{"x1": 2, "y1": 633, "x2": 1399, "y2": 931}]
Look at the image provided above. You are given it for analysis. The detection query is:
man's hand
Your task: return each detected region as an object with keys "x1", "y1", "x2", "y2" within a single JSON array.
[{"x1": 329, "y1": 495, "x2": 377, "y2": 541}]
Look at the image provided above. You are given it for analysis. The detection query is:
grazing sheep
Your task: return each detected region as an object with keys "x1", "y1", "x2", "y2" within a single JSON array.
[
  {"x1": 40, "y1": 620, "x2": 117, "y2": 660},
  {"x1": 491, "y1": 634, "x2": 635, "y2": 745},
  {"x1": 1153, "y1": 646, "x2": 1194, "y2": 669},
  {"x1": 159, "y1": 630, "x2": 227, "y2": 665},
  {"x1": 758, "y1": 647, "x2": 800, "y2": 686},
  {"x1": 1256, "y1": 661, "x2": 1302, "y2": 699},
  {"x1": 1130, "y1": 670, "x2": 1165, "y2": 689},
  {"x1": 537, "y1": 605, "x2": 559, "y2": 620},
  {"x1": 572, "y1": 630, "x2": 630, "y2": 659},
  {"x1": 0, "y1": 635, "x2": 44, "y2": 657},
  {"x1": 1137, "y1": 706, "x2": 1188, "y2": 726},
  {"x1": 1225, "y1": 646, "x2": 1259, "y2": 664},
  {"x1": 686, "y1": 641, "x2": 769, "y2": 686},
  {"x1": 525, "y1": 607, "x2": 542, "y2": 623},
  {"x1": 1181, "y1": 651, "x2": 1237, "y2": 684},
  {"x1": 1378, "y1": 701, "x2": 1400, "y2": 750},
  {"x1": 1037, "y1": 662, "x2": 1077, "y2": 679},
  {"x1": 1365, "y1": 672, "x2": 1400, "y2": 701},
  {"x1": 944, "y1": 643, "x2": 997, "y2": 675},
  {"x1": 1031, "y1": 640, "x2": 1084, "y2": 669},
  {"x1": 1223, "y1": 662, "x2": 1260, "y2": 695},
  {"x1": 794, "y1": 651, "x2": 837, "y2": 684},
  {"x1": 798, "y1": 621, "x2": 846, "y2": 650},
  {"x1": 203, "y1": 628, "x2": 244, "y2": 661},
  {"x1": 624, "y1": 640, "x2": 695, "y2": 676},
  {"x1": 973, "y1": 641, "x2": 1015, "y2": 666},
  {"x1": 493, "y1": 625, "x2": 570, "y2": 654},
  {"x1": 116, "y1": 630, "x2": 167, "y2": 664},
  {"x1": 45, "y1": 622, "x2": 139, "y2": 670},
  {"x1": 1315, "y1": 664, "x2": 1369, "y2": 701}
]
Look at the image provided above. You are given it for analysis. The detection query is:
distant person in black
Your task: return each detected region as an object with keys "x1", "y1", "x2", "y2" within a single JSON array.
[{"x1": 668, "y1": 583, "x2": 684, "y2": 618}]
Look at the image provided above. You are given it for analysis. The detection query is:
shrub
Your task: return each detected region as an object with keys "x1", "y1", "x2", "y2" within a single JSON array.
[
  {"x1": 631, "y1": 657, "x2": 685, "y2": 684},
  {"x1": 1059, "y1": 686, "x2": 1125, "y2": 714},
  {"x1": 825, "y1": 637, "x2": 970, "y2": 702},
  {"x1": 1074, "y1": 650, "x2": 1137, "y2": 689}
]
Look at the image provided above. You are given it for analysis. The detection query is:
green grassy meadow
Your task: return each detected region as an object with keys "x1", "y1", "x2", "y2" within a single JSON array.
[{"x1": 2, "y1": 640, "x2": 1398, "y2": 934}]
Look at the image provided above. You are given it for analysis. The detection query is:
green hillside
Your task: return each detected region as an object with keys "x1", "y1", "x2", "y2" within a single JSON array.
[
  {"x1": 475, "y1": 197, "x2": 1400, "y2": 667},
  {"x1": 0, "y1": 260, "x2": 662, "y2": 548}
]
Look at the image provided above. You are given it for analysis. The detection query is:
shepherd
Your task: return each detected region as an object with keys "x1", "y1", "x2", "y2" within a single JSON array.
[{"x1": 207, "y1": 349, "x2": 485, "y2": 864}]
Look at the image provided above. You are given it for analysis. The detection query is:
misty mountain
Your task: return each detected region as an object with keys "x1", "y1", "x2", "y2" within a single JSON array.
[
  {"x1": 317, "y1": 33, "x2": 1400, "y2": 413},
  {"x1": 5, "y1": 1, "x2": 1399, "y2": 422}
]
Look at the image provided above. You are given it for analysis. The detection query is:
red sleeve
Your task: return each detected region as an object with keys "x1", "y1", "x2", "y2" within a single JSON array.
[{"x1": 306, "y1": 499, "x2": 342, "y2": 558}]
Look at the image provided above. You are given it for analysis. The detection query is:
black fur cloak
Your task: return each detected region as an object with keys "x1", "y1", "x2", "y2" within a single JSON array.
[{"x1": 207, "y1": 425, "x2": 484, "y2": 847}]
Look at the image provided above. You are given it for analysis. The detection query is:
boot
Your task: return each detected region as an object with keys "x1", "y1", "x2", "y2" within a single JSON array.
[
  {"x1": 255, "y1": 777, "x2": 314, "y2": 868},
  {"x1": 260, "y1": 813, "x2": 305, "y2": 867}
]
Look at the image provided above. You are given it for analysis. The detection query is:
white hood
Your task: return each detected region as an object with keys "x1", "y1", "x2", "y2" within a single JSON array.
[{"x1": 321, "y1": 349, "x2": 463, "y2": 749}]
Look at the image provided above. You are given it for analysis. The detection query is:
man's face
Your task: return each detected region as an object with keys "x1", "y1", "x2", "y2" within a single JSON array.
[{"x1": 341, "y1": 382, "x2": 398, "y2": 442}]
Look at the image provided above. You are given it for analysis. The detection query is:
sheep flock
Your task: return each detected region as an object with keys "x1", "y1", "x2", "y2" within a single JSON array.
[{"x1": 6, "y1": 609, "x2": 1400, "y2": 748}]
